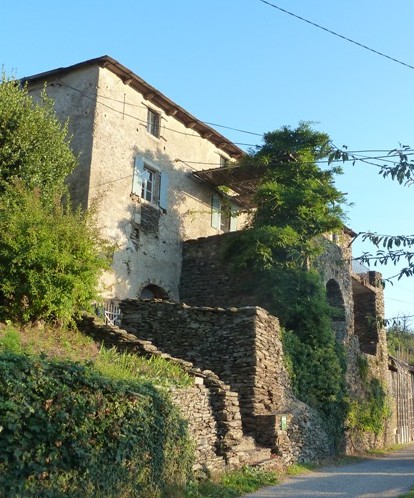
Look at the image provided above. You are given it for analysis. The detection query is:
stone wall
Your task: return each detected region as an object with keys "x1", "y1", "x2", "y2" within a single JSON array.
[
  {"x1": 180, "y1": 231, "x2": 395, "y2": 454},
  {"x1": 77, "y1": 315, "x2": 242, "y2": 472},
  {"x1": 119, "y1": 299, "x2": 331, "y2": 464}
]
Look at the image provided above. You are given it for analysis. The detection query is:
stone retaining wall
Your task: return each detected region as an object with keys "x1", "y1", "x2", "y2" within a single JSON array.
[
  {"x1": 77, "y1": 315, "x2": 242, "y2": 473},
  {"x1": 119, "y1": 299, "x2": 331, "y2": 463}
]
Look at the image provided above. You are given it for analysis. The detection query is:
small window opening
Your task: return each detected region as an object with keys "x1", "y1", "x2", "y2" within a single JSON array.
[
  {"x1": 141, "y1": 165, "x2": 160, "y2": 204},
  {"x1": 147, "y1": 109, "x2": 160, "y2": 137}
]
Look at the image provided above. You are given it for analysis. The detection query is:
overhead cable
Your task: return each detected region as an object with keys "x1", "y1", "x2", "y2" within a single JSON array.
[{"x1": 258, "y1": 0, "x2": 414, "y2": 71}]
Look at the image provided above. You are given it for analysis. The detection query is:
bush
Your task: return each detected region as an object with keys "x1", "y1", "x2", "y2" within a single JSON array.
[
  {"x1": 0, "y1": 352, "x2": 193, "y2": 497},
  {"x1": 0, "y1": 183, "x2": 110, "y2": 325}
]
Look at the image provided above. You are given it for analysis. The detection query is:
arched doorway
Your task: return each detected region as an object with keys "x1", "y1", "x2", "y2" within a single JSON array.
[{"x1": 139, "y1": 284, "x2": 169, "y2": 300}]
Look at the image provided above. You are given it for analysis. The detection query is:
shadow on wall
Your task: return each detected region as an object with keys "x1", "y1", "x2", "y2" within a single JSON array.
[{"x1": 110, "y1": 147, "x2": 215, "y2": 300}]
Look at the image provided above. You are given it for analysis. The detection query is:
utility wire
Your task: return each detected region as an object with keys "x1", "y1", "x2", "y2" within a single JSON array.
[
  {"x1": 258, "y1": 0, "x2": 414, "y2": 72},
  {"x1": 56, "y1": 82, "x2": 414, "y2": 169}
]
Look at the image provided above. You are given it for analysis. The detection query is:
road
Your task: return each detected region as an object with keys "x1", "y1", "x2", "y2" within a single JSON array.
[{"x1": 243, "y1": 444, "x2": 414, "y2": 498}]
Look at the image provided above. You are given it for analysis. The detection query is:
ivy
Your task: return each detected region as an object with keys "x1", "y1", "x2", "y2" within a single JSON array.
[
  {"x1": 0, "y1": 352, "x2": 193, "y2": 497},
  {"x1": 226, "y1": 123, "x2": 349, "y2": 447},
  {"x1": 347, "y1": 355, "x2": 390, "y2": 437}
]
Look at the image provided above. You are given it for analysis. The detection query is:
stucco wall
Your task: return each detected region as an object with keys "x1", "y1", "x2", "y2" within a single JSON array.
[
  {"x1": 28, "y1": 65, "x2": 99, "y2": 208},
  {"x1": 29, "y1": 63, "x2": 247, "y2": 302}
]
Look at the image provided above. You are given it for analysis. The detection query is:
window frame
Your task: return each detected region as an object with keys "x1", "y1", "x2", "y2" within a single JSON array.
[
  {"x1": 141, "y1": 164, "x2": 160, "y2": 204},
  {"x1": 147, "y1": 108, "x2": 160, "y2": 138},
  {"x1": 132, "y1": 156, "x2": 169, "y2": 211},
  {"x1": 211, "y1": 194, "x2": 237, "y2": 233}
]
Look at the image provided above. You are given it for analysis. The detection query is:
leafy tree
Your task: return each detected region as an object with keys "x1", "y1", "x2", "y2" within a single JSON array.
[
  {"x1": 0, "y1": 74, "x2": 76, "y2": 201},
  {"x1": 0, "y1": 76, "x2": 109, "y2": 325},
  {"x1": 233, "y1": 122, "x2": 347, "y2": 270},
  {"x1": 228, "y1": 123, "x2": 349, "y2": 445},
  {"x1": 0, "y1": 183, "x2": 110, "y2": 325}
]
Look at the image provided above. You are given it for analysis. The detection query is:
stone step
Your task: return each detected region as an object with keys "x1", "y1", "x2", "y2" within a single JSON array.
[
  {"x1": 237, "y1": 445, "x2": 273, "y2": 467},
  {"x1": 233, "y1": 435, "x2": 257, "y2": 452}
]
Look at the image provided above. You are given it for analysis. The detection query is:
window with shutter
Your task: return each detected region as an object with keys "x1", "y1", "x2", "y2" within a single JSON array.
[
  {"x1": 132, "y1": 156, "x2": 168, "y2": 211},
  {"x1": 211, "y1": 195, "x2": 238, "y2": 233}
]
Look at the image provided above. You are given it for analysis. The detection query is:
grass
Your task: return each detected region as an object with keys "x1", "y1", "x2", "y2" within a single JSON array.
[
  {"x1": 0, "y1": 321, "x2": 192, "y2": 388},
  {"x1": 163, "y1": 466, "x2": 280, "y2": 497},
  {"x1": 400, "y1": 488, "x2": 414, "y2": 498}
]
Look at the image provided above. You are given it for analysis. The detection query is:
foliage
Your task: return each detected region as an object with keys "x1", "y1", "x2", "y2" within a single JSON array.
[
  {"x1": 178, "y1": 466, "x2": 279, "y2": 498},
  {"x1": 348, "y1": 377, "x2": 390, "y2": 436},
  {"x1": 0, "y1": 323, "x2": 192, "y2": 389},
  {"x1": 0, "y1": 74, "x2": 109, "y2": 326},
  {"x1": 329, "y1": 144, "x2": 414, "y2": 281},
  {"x1": 95, "y1": 347, "x2": 193, "y2": 388},
  {"x1": 233, "y1": 122, "x2": 347, "y2": 270},
  {"x1": 0, "y1": 75, "x2": 76, "y2": 202},
  {"x1": 280, "y1": 270, "x2": 348, "y2": 443},
  {"x1": 228, "y1": 123, "x2": 349, "y2": 446},
  {"x1": 0, "y1": 182, "x2": 110, "y2": 325},
  {"x1": 386, "y1": 321, "x2": 414, "y2": 365},
  {"x1": 0, "y1": 351, "x2": 193, "y2": 497}
]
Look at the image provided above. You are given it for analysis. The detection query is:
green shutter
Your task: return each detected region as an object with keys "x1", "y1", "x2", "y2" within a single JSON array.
[
  {"x1": 230, "y1": 204, "x2": 238, "y2": 232},
  {"x1": 133, "y1": 156, "x2": 144, "y2": 195},
  {"x1": 211, "y1": 195, "x2": 220, "y2": 229},
  {"x1": 159, "y1": 172, "x2": 169, "y2": 210}
]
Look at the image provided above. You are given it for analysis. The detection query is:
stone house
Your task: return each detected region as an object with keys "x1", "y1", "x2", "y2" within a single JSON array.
[
  {"x1": 24, "y1": 57, "x2": 402, "y2": 464},
  {"x1": 24, "y1": 55, "x2": 245, "y2": 304}
]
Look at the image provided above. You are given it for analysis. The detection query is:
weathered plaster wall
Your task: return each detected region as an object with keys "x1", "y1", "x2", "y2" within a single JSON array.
[
  {"x1": 28, "y1": 65, "x2": 99, "y2": 208},
  {"x1": 29, "y1": 64, "x2": 247, "y2": 302},
  {"x1": 119, "y1": 299, "x2": 331, "y2": 464}
]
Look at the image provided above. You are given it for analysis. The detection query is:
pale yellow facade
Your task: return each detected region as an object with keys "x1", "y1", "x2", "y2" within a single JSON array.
[{"x1": 27, "y1": 57, "x2": 245, "y2": 301}]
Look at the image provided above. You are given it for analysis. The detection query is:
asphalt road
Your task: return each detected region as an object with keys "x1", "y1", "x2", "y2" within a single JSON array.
[{"x1": 243, "y1": 444, "x2": 414, "y2": 498}]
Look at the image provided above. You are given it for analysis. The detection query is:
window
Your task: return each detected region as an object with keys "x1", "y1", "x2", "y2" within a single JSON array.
[
  {"x1": 211, "y1": 195, "x2": 237, "y2": 233},
  {"x1": 141, "y1": 165, "x2": 160, "y2": 204},
  {"x1": 147, "y1": 108, "x2": 160, "y2": 137},
  {"x1": 132, "y1": 156, "x2": 169, "y2": 210}
]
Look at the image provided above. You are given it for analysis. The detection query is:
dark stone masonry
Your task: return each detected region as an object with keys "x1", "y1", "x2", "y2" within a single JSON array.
[{"x1": 119, "y1": 299, "x2": 331, "y2": 466}]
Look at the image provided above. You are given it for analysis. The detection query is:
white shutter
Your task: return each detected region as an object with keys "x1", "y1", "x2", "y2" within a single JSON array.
[
  {"x1": 211, "y1": 195, "x2": 221, "y2": 229},
  {"x1": 132, "y1": 156, "x2": 144, "y2": 195},
  {"x1": 230, "y1": 204, "x2": 238, "y2": 232},
  {"x1": 159, "y1": 172, "x2": 169, "y2": 210}
]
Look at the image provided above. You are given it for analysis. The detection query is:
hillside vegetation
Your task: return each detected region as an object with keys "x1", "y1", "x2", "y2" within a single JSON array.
[{"x1": 0, "y1": 323, "x2": 194, "y2": 497}]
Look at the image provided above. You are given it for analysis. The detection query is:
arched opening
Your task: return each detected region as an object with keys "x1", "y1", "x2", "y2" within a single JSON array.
[
  {"x1": 326, "y1": 279, "x2": 346, "y2": 322},
  {"x1": 139, "y1": 284, "x2": 169, "y2": 300}
]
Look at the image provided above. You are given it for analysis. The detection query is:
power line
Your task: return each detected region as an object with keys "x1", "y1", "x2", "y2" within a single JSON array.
[
  {"x1": 56, "y1": 82, "x2": 414, "y2": 171},
  {"x1": 258, "y1": 0, "x2": 414, "y2": 72}
]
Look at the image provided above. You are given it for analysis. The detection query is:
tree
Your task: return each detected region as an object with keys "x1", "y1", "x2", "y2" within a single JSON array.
[
  {"x1": 227, "y1": 123, "x2": 349, "y2": 445},
  {"x1": 232, "y1": 122, "x2": 347, "y2": 270},
  {"x1": 0, "y1": 75, "x2": 76, "y2": 201},
  {"x1": 0, "y1": 76, "x2": 109, "y2": 325}
]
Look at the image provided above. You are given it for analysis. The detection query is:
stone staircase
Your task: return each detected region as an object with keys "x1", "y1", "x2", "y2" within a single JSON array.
[{"x1": 228, "y1": 434, "x2": 279, "y2": 470}]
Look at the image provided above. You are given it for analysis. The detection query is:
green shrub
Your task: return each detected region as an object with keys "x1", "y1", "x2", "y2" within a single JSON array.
[
  {"x1": 0, "y1": 352, "x2": 193, "y2": 497},
  {"x1": 0, "y1": 183, "x2": 110, "y2": 325}
]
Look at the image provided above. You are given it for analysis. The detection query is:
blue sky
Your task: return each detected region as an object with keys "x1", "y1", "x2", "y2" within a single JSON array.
[{"x1": 3, "y1": 0, "x2": 414, "y2": 321}]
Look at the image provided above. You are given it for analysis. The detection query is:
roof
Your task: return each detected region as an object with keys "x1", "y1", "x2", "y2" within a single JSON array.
[{"x1": 22, "y1": 56, "x2": 245, "y2": 160}]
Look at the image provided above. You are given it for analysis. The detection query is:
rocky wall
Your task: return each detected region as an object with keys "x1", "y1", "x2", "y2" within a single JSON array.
[
  {"x1": 77, "y1": 315, "x2": 243, "y2": 473},
  {"x1": 119, "y1": 299, "x2": 331, "y2": 463}
]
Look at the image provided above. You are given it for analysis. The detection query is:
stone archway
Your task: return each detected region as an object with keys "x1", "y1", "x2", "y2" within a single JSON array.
[
  {"x1": 139, "y1": 283, "x2": 169, "y2": 300},
  {"x1": 326, "y1": 279, "x2": 346, "y2": 322}
]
